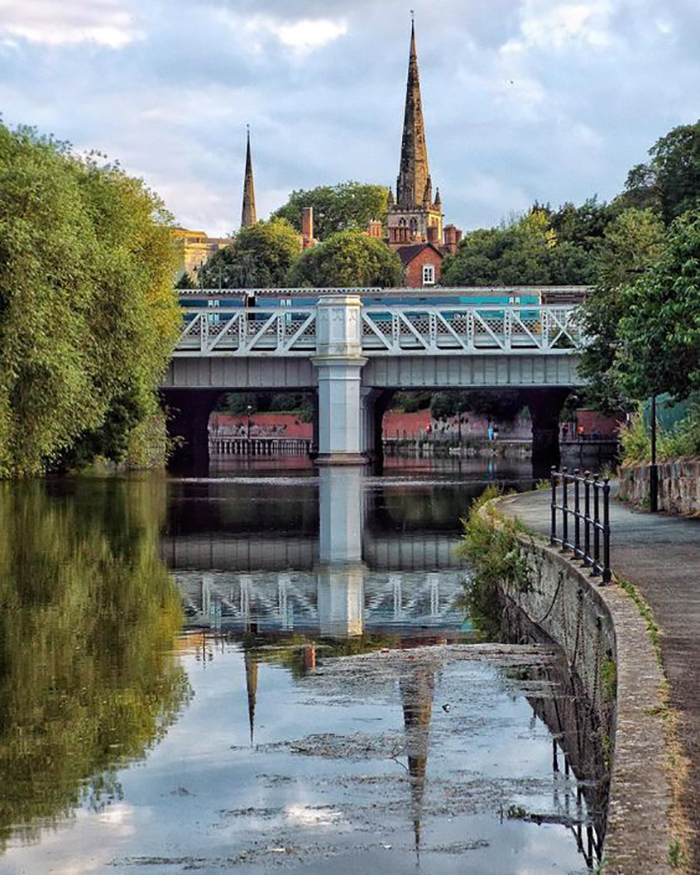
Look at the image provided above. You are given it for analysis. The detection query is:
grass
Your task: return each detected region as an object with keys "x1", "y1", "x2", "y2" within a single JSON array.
[
  {"x1": 669, "y1": 838, "x2": 687, "y2": 869},
  {"x1": 617, "y1": 575, "x2": 662, "y2": 666},
  {"x1": 600, "y1": 656, "x2": 617, "y2": 702}
]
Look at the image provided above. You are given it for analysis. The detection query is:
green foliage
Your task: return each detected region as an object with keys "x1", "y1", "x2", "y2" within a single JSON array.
[
  {"x1": 620, "y1": 404, "x2": 700, "y2": 464},
  {"x1": 600, "y1": 656, "x2": 617, "y2": 702},
  {"x1": 615, "y1": 122, "x2": 700, "y2": 224},
  {"x1": 197, "y1": 218, "x2": 301, "y2": 289},
  {"x1": 0, "y1": 124, "x2": 181, "y2": 477},
  {"x1": 271, "y1": 182, "x2": 389, "y2": 241},
  {"x1": 287, "y1": 228, "x2": 404, "y2": 288},
  {"x1": 577, "y1": 208, "x2": 666, "y2": 413},
  {"x1": 617, "y1": 212, "x2": 700, "y2": 402},
  {"x1": 0, "y1": 480, "x2": 190, "y2": 848},
  {"x1": 441, "y1": 206, "x2": 604, "y2": 286},
  {"x1": 430, "y1": 389, "x2": 524, "y2": 421},
  {"x1": 457, "y1": 487, "x2": 532, "y2": 592},
  {"x1": 619, "y1": 407, "x2": 651, "y2": 464},
  {"x1": 215, "y1": 391, "x2": 313, "y2": 421}
]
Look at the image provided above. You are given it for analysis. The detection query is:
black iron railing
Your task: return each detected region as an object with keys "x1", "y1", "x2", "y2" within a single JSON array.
[{"x1": 550, "y1": 467, "x2": 611, "y2": 584}]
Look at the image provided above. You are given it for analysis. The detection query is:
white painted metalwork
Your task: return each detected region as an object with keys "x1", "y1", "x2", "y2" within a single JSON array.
[{"x1": 175, "y1": 302, "x2": 582, "y2": 357}]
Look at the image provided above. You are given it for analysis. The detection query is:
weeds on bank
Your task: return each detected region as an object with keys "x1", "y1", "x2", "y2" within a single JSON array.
[
  {"x1": 669, "y1": 839, "x2": 687, "y2": 869},
  {"x1": 600, "y1": 656, "x2": 617, "y2": 702},
  {"x1": 617, "y1": 576, "x2": 662, "y2": 667},
  {"x1": 457, "y1": 486, "x2": 533, "y2": 595}
]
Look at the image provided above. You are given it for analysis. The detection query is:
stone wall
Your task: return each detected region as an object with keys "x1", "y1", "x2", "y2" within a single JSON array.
[
  {"x1": 487, "y1": 497, "x2": 675, "y2": 875},
  {"x1": 619, "y1": 458, "x2": 700, "y2": 515}
]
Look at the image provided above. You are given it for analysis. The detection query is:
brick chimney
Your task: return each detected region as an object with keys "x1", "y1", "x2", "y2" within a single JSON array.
[
  {"x1": 302, "y1": 206, "x2": 316, "y2": 249},
  {"x1": 444, "y1": 224, "x2": 459, "y2": 255},
  {"x1": 368, "y1": 219, "x2": 383, "y2": 239},
  {"x1": 427, "y1": 225, "x2": 439, "y2": 244}
]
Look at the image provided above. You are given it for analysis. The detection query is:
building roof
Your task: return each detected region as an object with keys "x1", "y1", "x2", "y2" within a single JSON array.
[{"x1": 396, "y1": 242, "x2": 444, "y2": 266}]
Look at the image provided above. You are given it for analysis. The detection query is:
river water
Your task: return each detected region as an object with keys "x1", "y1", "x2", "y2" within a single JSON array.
[{"x1": 0, "y1": 458, "x2": 607, "y2": 874}]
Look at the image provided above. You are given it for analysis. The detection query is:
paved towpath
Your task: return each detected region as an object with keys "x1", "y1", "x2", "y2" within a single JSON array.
[{"x1": 499, "y1": 488, "x2": 700, "y2": 871}]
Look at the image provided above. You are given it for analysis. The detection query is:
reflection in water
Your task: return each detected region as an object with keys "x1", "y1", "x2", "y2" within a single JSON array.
[
  {"x1": 0, "y1": 460, "x2": 606, "y2": 874},
  {"x1": 0, "y1": 480, "x2": 190, "y2": 850}
]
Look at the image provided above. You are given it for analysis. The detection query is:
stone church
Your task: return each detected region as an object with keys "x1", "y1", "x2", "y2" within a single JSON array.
[{"x1": 386, "y1": 21, "x2": 462, "y2": 287}]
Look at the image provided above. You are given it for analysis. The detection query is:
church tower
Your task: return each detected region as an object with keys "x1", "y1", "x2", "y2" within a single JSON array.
[
  {"x1": 241, "y1": 126, "x2": 257, "y2": 229},
  {"x1": 387, "y1": 20, "x2": 443, "y2": 249}
]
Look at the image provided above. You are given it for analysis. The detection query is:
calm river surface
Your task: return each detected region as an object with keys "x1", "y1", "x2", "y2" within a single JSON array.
[{"x1": 0, "y1": 458, "x2": 606, "y2": 874}]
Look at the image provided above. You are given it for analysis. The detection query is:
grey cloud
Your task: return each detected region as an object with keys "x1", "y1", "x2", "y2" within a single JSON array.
[{"x1": 1, "y1": 0, "x2": 698, "y2": 236}]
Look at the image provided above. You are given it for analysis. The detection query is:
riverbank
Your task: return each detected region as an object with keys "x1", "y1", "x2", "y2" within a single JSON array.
[{"x1": 494, "y1": 488, "x2": 700, "y2": 874}]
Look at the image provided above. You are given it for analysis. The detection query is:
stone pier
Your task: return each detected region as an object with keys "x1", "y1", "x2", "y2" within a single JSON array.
[{"x1": 312, "y1": 296, "x2": 368, "y2": 465}]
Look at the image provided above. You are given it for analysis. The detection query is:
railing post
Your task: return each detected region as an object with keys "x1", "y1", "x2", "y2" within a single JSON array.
[
  {"x1": 583, "y1": 471, "x2": 591, "y2": 567},
  {"x1": 561, "y1": 467, "x2": 569, "y2": 551},
  {"x1": 550, "y1": 466, "x2": 557, "y2": 546},
  {"x1": 602, "y1": 478, "x2": 611, "y2": 584},
  {"x1": 592, "y1": 475, "x2": 600, "y2": 576},
  {"x1": 573, "y1": 469, "x2": 581, "y2": 559}
]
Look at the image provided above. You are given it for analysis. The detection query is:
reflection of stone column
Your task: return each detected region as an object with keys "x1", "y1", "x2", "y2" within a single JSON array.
[
  {"x1": 319, "y1": 466, "x2": 364, "y2": 565},
  {"x1": 312, "y1": 296, "x2": 367, "y2": 465},
  {"x1": 317, "y1": 466, "x2": 366, "y2": 637},
  {"x1": 317, "y1": 566, "x2": 365, "y2": 637}
]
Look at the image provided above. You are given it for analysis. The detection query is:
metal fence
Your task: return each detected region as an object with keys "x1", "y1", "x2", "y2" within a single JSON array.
[{"x1": 550, "y1": 468, "x2": 611, "y2": 584}]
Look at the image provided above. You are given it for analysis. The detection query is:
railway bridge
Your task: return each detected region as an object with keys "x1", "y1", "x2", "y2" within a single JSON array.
[{"x1": 161, "y1": 288, "x2": 587, "y2": 467}]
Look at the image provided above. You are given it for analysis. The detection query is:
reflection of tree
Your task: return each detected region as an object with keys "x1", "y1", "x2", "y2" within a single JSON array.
[{"x1": 0, "y1": 480, "x2": 190, "y2": 851}]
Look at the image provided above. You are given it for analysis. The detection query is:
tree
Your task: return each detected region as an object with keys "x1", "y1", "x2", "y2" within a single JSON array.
[
  {"x1": 577, "y1": 208, "x2": 666, "y2": 412},
  {"x1": 287, "y1": 228, "x2": 404, "y2": 288},
  {"x1": 272, "y1": 182, "x2": 389, "y2": 241},
  {"x1": 441, "y1": 207, "x2": 598, "y2": 286},
  {"x1": 614, "y1": 122, "x2": 700, "y2": 223},
  {"x1": 617, "y1": 211, "x2": 700, "y2": 401},
  {"x1": 0, "y1": 125, "x2": 181, "y2": 477},
  {"x1": 196, "y1": 218, "x2": 301, "y2": 288}
]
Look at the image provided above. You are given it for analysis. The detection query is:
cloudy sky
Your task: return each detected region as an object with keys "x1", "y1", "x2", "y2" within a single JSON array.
[{"x1": 1, "y1": 0, "x2": 698, "y2": 236}]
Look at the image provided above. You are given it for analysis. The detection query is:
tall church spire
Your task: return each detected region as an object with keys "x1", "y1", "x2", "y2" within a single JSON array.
[
  {"x1": 396, "y1": 19, "x2": 430, "y2": 209},
  {"x1": 241, "y1": 126, "x2": 257, "y2": 229}
]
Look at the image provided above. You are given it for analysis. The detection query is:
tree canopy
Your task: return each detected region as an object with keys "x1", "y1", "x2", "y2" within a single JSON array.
[
  {"x1": 617, "y1": 212, "x2": 700, "y2": 402},
  {"x1": 271, "y1": 182, "x2": 389, "y2": 241},
  {"x1": 196, "y1": 218, "x2": 301, "y2": 289},
  {"x1": 614, "y1": 122, "x2": 700, "y2": 224},
  {"x1": 440, "y1": 206, "x2": 605, "y2": 286},
  {"x1": 0, "y1": 125, "x2": 180, "y2": 477},
  {"x1": 287, "y1": 228, "x2": 404, "y2": 288},
  {"x1": 577, "y1": 208, "x2": 666, "y2": 412}
]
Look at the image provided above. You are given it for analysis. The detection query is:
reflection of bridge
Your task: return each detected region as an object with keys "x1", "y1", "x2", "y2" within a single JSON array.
[
  {"x1": 162, "y1": 292, "x2": 585, "y2": 466},
  {"x1": 166, "y1": 467, "x2": 466, "y2": 637},
  {"x1": 161, "y1": 531, "x2": 460, "y2": 571}
]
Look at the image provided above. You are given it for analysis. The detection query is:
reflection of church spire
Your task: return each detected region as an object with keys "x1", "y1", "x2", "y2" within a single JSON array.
[
  {"x1": 400, "y1": 663, "x2": 435, "y2": 856},
  {"x1": 244, "y1": 650, "x2": 258, "y2": 746}
]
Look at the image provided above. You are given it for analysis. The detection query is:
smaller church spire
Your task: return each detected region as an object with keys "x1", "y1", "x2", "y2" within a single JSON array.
[
  {"x1": 434, "y1": 187, "x2": 441, "y2": 208},
  {"x1": 241, "y1": 126, "x2": 257, "y2": 229}
]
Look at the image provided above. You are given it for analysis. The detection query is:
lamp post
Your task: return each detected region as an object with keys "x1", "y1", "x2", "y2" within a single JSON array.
[
  {"x1": 246, "y1": 404, "x2": 253, "y2": 440},
  {"x1": 650, "y1": 395, "x2": 658, "y2": 512}
]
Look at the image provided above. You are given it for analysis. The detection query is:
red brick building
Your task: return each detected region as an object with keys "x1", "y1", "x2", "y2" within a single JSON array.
[{"x1": 397, "y1": 243, "x2": 445, "y2": 288}]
